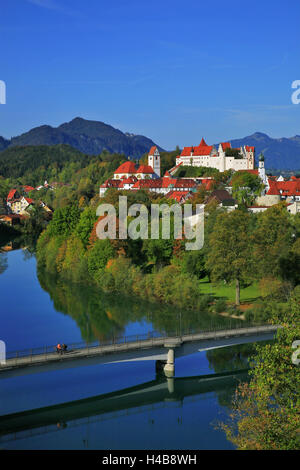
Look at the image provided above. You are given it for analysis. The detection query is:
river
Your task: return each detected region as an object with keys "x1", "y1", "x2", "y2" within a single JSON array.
[{"x1": 0, "y1": 244, "x2": 256, "y2": 450}]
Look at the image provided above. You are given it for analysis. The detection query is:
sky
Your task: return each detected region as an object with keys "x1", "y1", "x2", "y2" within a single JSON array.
[{"x1": 0, "y1": 0, "x2": 300, "y2": 149}]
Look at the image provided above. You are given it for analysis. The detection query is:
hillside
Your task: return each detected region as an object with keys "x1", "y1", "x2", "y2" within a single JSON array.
[
  {"x1": 0, "y1": 144, "x2": 93, "y2": 183},
  {"x1": 4, "y1": 117, "x2": 163, "y2": 158}
]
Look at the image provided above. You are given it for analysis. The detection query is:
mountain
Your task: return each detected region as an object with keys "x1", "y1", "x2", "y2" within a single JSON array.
[
  {"x1": 1, "y1": 120, "x2": 300, "y2": 169},
  {"x1": 4, "y1": 117, "x2": 163, "y2": 158},
  {"x1": 0, "y1": 136, "x2": 10, "y2": 152},
  {"x1": 226, "y1": 132, "x2": 300, "y2": 170}
]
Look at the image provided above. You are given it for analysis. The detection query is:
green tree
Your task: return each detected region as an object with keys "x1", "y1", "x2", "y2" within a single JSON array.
[
  {"x1": 252, "y1": 204, "x2": 294, "y2": 280},
  {"x1": 231, "y1": 172, "x2": 263, "y2": 206},
  {"x1": 75, "y1": 207, "x2": 98, "y2": 247},
  {"x1": 49, "y1": 204, "x2": 81, "y2": 237},
  {"x1": 206, "y1": 210, "x2": 253, "y2": 305},
  {"x1": 222, "y1": 294, "x2": 300, "y2": 450}
]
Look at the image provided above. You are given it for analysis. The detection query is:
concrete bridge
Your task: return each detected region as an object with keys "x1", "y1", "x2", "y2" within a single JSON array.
[
  {"x1": 0, "y1": 324, "x2": 278, "y2": 378},
  {"x1": 0, "y1": 369, "x2": 249, "y2": 443}
]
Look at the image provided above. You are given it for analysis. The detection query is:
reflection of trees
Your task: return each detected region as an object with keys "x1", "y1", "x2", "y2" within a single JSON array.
[
  {"x1": 206, "y1": 345, "x2": 254, "y2": 409},
  {"x1": 37, "y1": 269, "x2": 239, "y2": 344},
  {"x1": 206, "y1": 344, "x2": 255, "y2": 374},
  {"x1": 213, "y1": 372, "x2": 250, "y2": 409},
  {"x1": 150, "y1": 308, "x2": 241, "y2": 336}
]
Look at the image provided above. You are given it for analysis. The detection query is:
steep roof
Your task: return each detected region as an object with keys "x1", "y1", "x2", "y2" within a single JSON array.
[
  {"x1": 23, "y1": 185, "x2": 35, "y2": 193},
  {"x1": 136, "y1": 165, "x2": 154, "y2": 174},
  {"x1": 220, "y1": 142, "x2": 231, "y2": 151},
  {"x1": 180, "y1": 146, "x2": 194, "y2": 157},
  {"x1": 149, "y1": 146, "x2": 158, "y2": 156},
  {"x1": 165, "y1": 191, "x2": 192, "y2": 202},
  {"x1": 114, "y1": 161, "x2": 137, "y2": 174},
  {"x1": 180, "y1": 138, "x2": 213, "y2": 157},
  {"x1": 7, "y1": 189, "x2": 17, "y2": 201},
  {"x1": 193, "y1": 144, "x2": 214, "y2": 156},
  {"x1": 199, "y1": 137, "x2": 208, "y2": 146},
  {"x1": 24, "y1": 198, "x2": 34, "y2": 204}
]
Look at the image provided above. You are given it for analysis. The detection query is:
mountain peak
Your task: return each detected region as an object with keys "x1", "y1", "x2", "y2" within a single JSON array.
[{"x1": 2, "y1": 117, "x2": 163, "y2": 159}]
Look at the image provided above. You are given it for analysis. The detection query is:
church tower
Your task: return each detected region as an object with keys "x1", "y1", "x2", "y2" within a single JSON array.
[
  {"x1": 258, "y1": 152, "x2": 269, "y2": 193},
  {"x1": 148, "y1": 146, "x2": 161, "y2": 177}
]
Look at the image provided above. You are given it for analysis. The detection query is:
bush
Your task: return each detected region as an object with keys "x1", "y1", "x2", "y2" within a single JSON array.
[
  {"x1": 214, "y1": 298, "x2": 227, "y2": 313},
  {"x1": 87, "y1": 239, "x2": 115, "y2": 280}
]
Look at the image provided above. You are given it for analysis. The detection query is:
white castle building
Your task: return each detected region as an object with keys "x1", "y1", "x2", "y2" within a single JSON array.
[{"x1": 175, "y1": 138, "x2": 255, "y2": 172}]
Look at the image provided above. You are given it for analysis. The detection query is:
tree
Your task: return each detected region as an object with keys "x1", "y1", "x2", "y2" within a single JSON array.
[
  {"x1": 231, "y1": 172, "x2": 263, "y2": 206},
  {"x1": 206, "y1": 210, "x2": 253, "y2": 305},
  {"x1": 252, "y1": 204, "x2": 294, "y2": 280},
  {"x1": 75, "y1": 207, "x2": 98, "y2": 247},
  {"x1": 48, "y1": 204, "x2": 81, "y2": 237},
  {"x1": 221, "y1": 293, "x2": 300, "y2": 450},
  {"x1": 87, "y1": 239, "x2": 116, "y2": 280}
]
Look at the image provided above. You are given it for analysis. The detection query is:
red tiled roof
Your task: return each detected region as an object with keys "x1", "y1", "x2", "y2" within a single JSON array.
[
  {"x1": 25, "y1": 198, "x2": 34, "y2": 204},
  {"x1": 193, "y1": 144, "x2": 214, "y2": 156},
  {"x1": 122, "y1": 176, "x2": 137, "y2": 184},
  {"x1": 200, "y1": 178, "x2": 216, "y2": 190},
  {"x1": 180, "y1": 146, "x2": 193, "y2": 157},
  {"x1": 165, "y1": 191, "x2": 191, "y2": 202},
  {"x1": 136, "y1": 165, "x2": 154, "y2": 174},
  {"x1": 220, "y1": 142, "x2": 231, "y2": 151},
  {"x1": 131, "y1": 177, "x2": 197, "y2": 191},
  {"x1": 180, "y1": 138, "x2": 213, "y2": 157},
  {"x1": 199, "y1": 137, "x2": 208, "y2": 147},
  {"x1": 7, "y1": 189, "x2": 17, "y2": 201},
  {"x1": 149, "y1": 146, "x2": 158, "y2": 156},
  {"x1": 266, "y1": 179, "x2": 300, "y2": 196},
  {"x1": 114, "y1": 161, "x2": 137, "y2": 174},
  {"x1": 100, "y1": 179, "x2": 122, "y2": 189},
  {"x1": 23, "y1": 185, "x2": 35, "y2": 192},
  {"x1": 245, "y1": 146, "x2": 255, "y2": 152}
]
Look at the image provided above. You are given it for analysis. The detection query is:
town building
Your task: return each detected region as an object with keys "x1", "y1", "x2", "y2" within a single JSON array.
[{"x1": 175, "y1": 138, "x2": 255, "y2": 172}]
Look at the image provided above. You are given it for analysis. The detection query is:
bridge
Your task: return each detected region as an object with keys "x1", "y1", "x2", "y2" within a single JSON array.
[
  {"x1": 0, "y1": 369, "x2": 249, "y2": 444},
  {"x1": 0, "y1": 323, "x2": 278, "y2": 378}
]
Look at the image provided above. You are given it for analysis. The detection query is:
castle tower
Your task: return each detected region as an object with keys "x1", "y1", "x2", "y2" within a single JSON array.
[{"x1": 148, "y1": 146, "x2": 160, "y2": 177}]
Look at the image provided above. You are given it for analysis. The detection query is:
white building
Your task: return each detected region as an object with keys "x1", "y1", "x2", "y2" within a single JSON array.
[{"x1": 175, "y1": 138, "x2": 255, "y2": 172}]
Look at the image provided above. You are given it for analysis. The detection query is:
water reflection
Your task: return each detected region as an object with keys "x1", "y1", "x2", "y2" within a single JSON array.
[
  {"x1": 0, "y1": 369, "x2": 249, "y2": 448},
  {"x1": 37, "y1": 268, "x2": 242, "y2": 344}
]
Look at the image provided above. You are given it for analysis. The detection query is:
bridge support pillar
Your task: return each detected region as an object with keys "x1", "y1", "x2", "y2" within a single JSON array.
[
  {"x1": 167, "y1": 377, "x2": 175, "y2": 394},
  {"x1": 163, "y1": 348, "x2": 175, "y2": 377}
]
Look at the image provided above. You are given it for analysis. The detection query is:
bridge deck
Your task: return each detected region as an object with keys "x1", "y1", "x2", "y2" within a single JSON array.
[{"x1": 0, "y1": 325, "x2": 278, "y2": 372}]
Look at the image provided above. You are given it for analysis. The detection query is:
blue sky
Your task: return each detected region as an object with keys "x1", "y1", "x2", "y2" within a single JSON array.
[{"x1": 0, "y1": 0, "x2": 300, "y2": 149}]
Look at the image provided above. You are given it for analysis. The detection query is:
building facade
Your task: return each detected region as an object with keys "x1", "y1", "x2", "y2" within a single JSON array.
[{"x1": 175, "y1": 139, "x2": 255, "y2": 172}]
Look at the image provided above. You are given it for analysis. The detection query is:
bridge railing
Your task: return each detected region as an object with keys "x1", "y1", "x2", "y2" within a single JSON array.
[{"x1": 4, "y1": 322, "x2": 277, "y2": 364}]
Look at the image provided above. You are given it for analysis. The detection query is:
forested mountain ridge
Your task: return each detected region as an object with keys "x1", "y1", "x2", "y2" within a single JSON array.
[{"x1": 1, "y1": 117, "x2": 163, "y2": 158}]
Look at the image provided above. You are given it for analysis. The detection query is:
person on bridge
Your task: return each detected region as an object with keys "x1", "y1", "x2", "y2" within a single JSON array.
[
  {"x1": 62, "y1": 344, "x2": 68, "y2": 353},
  {"x1": 56, "y1": 343, "x2": 62, "y2": 355}
]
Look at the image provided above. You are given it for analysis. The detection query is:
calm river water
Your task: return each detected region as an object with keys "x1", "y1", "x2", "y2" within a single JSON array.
[{"x1": 0, "y1": 245, "x2": 255, "y2": 450}]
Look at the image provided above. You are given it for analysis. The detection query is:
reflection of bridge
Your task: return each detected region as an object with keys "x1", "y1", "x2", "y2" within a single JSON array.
[
  {"x1": 0, "y1": 369, "x2": 249, "y2": 443},
  {"x1": 1, "y1": 324, "x2": 278, "y2": 378}
]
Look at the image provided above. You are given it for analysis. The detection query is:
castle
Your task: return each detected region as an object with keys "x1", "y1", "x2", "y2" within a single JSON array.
[
  {"x1": 175, "y1": 139, "x2": 255, "y2": 172},
  {"x1": 99, "y1": 139, "x2": 256, "y2": 199}
]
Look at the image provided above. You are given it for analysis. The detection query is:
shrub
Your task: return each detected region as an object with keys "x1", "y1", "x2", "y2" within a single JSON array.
[{"x1": 214, "y1": 298, "x2": 227, "y2": 314}]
